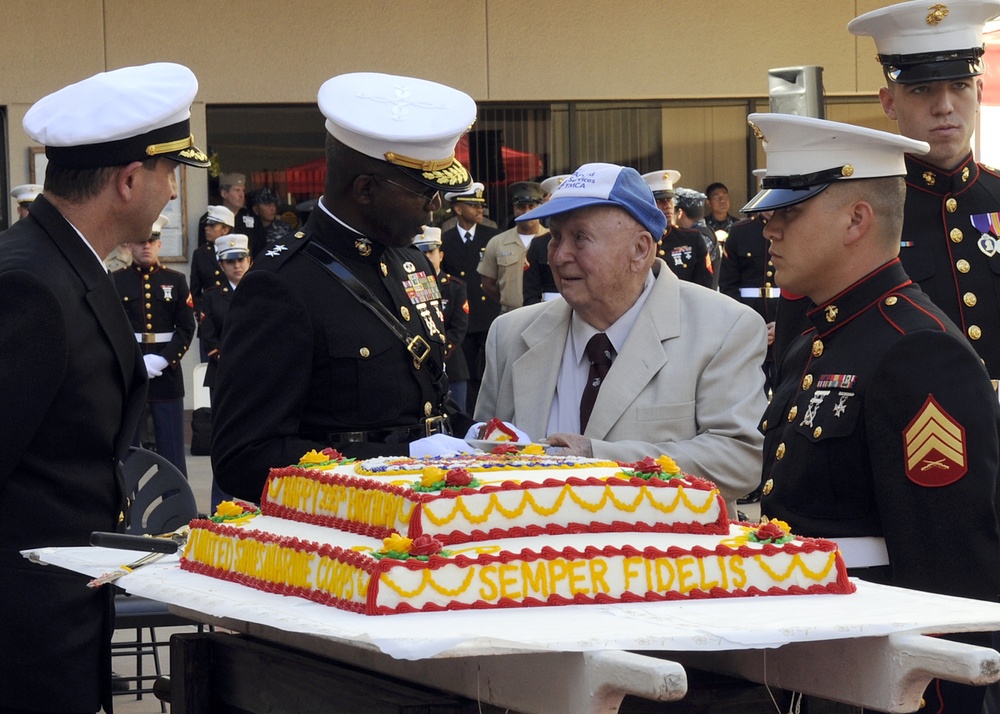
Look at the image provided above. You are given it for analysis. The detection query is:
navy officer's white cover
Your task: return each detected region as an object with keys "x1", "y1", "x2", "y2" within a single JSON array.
[
  {"x1": 23, "y1": 62, "x2": 210, "y2": 169},
  {"x1": 848, "y1": 0, "x2": 1000, "y2": 83},
  {"x1": 318, "y1": 72, "x2": 475, "y2": 192},
  {"x1": 742, "y1": 113, "x2": 929, "y2": 213}
]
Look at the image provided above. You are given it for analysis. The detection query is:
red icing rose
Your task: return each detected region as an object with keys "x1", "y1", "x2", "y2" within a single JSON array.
[
  {"x1": 233, "y1": 500, "x2": 257, "y2": 513},
  {"x1": 409, "y1": 534, "x2": 444, "y2": 557},
  {"x1": 754, "y1": 522, "x2": 785, "y2": 542},
  {"x1": 632, "y1": 456, "x2": 663, "y2": 474},
  {"x1": 446, "y1": 468, "x2": 474, "y2": 487},
  {"x1": 321, "y1": 447, "x2": 344, "y2": 461},
  {"x1": 492, "y1": 444, "x2": 519, "y2": 455}
]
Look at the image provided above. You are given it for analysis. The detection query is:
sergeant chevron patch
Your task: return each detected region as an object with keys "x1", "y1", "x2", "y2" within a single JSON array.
[{"x1": 903, "y1": 395, "x2": 967, "y2": 487}]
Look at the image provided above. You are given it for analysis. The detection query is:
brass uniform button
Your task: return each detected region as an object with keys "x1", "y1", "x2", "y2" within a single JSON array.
[
  {"x1": 812, "y1": 340, "x2": 824, "y2": 357},
  {"x1": 950, "y1": 228, "x2": 963, "y2": 243},
  {"x1": 802, "y1": 374, "x2": 813, "y2": 390},
  {"x1": 145, "y1": 303, "x2": 152, "y2": 309},
  {"x1": 400, "y1": 306, "x2": 410, "y2": 321},
  {"x1": 481, "y1": 295, "x2": 486, "y2": 301},
  {"x1": 775, "y1": 443, "x2": 786, "y2": 460},
  {"x1": 359, "y1": 347, "x2": 370, "y2": 358},
  {"x1": 146, "y1": 323, "x2": 152, "y2": 330},
  {"x1": 885, "y1": 296, "x2": 897, "y2": 306},
  {"x1": 460, "y1": 270, "x2": 466, "y2": 277},
  {"x1": 424, "y1": 401, "x2": 433, "y2": 416},
  {"x1": 118, "y1": 511, "x2": 125, "y2": 524},
  {"x1": 761, "y1": 420, "x2": 768, "y2": 431},
  {"x1": 946, "y1": 198, "x2": 958, "y2": 213},
  {"x1": 788, "y1": 405, "x2": 798, "y2": 422},
  {"x1": 969, "y1": 325, "x2": 982, "y2": 340},
  {"x1": 957, "y1": 259, "x2": 971, "y2": 273},
  {"x1": 813, "y1": 426, "x2": 823, "y2": 438},
  {"x1": 964, "y1": 292, "x2": 978, "y2": 307},
  {"x1": 380, "y1": 262, "x2": 388, "y2": 276},
  {"x1": 145, "y1": 293, "x2": 151, "y2": 299},
  {"x1": 762, "y1": 479, "x2": 774, "y2": 496},
  {"x1": 766, "y1": 271, "x2": 773, "y2": 278}
]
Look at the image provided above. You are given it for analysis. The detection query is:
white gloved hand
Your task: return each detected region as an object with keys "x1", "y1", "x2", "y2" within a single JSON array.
[
  {"x1": 143, "y1": 353, "x2": 169, "y2": 378},
  {"x1": 409, "y1": 434, "x2": 477, "y2": 458},
  {"x1": 464, "y1": 420, "x2": 531, "y2": 443}
]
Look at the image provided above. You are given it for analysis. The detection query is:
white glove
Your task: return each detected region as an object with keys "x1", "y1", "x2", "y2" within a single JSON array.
[
  {"x1": 464, "y1": 421, "x2": 531, "y2": 443},
  {"x1": 409, "y1": 434, "x2": 477, "y2": 458},
  {"x1": 143, "y1": 353, "x2": 169, "y2": 378}
]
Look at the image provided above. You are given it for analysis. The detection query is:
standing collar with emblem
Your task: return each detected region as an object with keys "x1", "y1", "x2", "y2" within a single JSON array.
[
  {"x1": 806, "y1": 259, "x2": 912, "y2": 337},
  {"x1": 132, "y1": 263, "x2": 160, "y2": 275},
  {"x1": 306, "y1": 201, "x2": 387, "y2": 264},
  {"x1": 905, "y1": 152, "x2": 979, "y2": 196}
]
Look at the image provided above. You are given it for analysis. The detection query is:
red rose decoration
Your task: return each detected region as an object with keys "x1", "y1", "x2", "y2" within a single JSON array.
[
  {"x1": 493, "y1": 444, "x2": 519, "y2": 455},
  {"x1": 409, "y1": 534, "x2": 444, "y2": 557},
  {"x1": 321, "y1": 447, "x2": 344, "y2": 461},
  {"x1": 632, "y1": 456, "x2": 663, "y2": 474},
  {"x1": 754, "y1": 522, "x2": 785, "y2": 542},
  {"x1": 446, "y1": 468, "x2": 474, "y2": 487}
]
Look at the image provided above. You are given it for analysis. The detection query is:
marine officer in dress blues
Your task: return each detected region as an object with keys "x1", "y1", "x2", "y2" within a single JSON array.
[
  {"x1": 212, "y1": 72, "x2": 476, "y2": 500},
  {"x1": 850, "y1": 0, "x2": 1000, "y2": 379},
  {"x1": 413, "y1": 226, "x2": 470, "y2": 412},
  {"x1": 641, "y1": 170, "x2": 713, "y2": 288},
  {"x1": 748, "y1": 112, "x2": 1000, "y2": 714},
  {"x1": 113, "y1": 213, "x2": 195, "y2": 477}
]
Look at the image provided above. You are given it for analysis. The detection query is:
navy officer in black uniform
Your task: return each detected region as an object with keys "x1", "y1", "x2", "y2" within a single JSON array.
[
  {"x1": 113, "y1": 213, "x2": 196, "y2": 477},
  {"x1": 748, "y1": 112, "x2": 1000, "y2": 714},
  {"x1": 2, "y1": 62, "x2": 209, "y2": 714},
  {"x1": 851, "y1": 0, "x2": 1000, "y2": 380},
  {"x1": 212, "y1": 72, "x2": 477, "y2": 500},
  {"x1": 641, "y1": 169, "x2": 714, "y2": 288}
]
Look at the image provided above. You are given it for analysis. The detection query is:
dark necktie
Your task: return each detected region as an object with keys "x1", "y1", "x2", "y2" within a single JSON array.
[
  {"x1": 580, "y1": 333, "x2": 614, "y2": 432},
  {"x1": 464, "y1": 231, "x2": 472, "y2": 243}
]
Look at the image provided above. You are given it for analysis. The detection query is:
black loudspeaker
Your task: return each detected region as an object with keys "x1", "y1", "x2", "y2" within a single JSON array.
[
  {"x1": 467, "y1": 129, "x2": 506, "y2": 184},
  {"x1": 768, "y1": 66, "x2": 825, "y2": 118}
]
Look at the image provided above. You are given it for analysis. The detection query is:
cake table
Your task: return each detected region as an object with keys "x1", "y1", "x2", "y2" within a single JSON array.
[{"x1": 24, "y1": 544, "x2": 1000, "y2": 713}]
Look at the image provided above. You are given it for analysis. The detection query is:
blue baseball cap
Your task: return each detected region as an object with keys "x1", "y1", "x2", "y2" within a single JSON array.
[{"x1": 516, "y1": 163, "x2": 666, "y2": 237}]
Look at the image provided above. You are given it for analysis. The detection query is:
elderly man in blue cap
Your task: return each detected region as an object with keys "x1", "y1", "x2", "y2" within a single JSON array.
[
  {"x1": 474, "y1": 162, "x2": 767, "y2": 509},
  {"x1": 0, "y1": 62, "x2": 209, "y2": 714}
]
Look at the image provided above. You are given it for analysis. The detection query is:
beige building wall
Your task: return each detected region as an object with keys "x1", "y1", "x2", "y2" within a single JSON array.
[{"x1": 2, "y1": 0, "x2": 900, "y2": 229}]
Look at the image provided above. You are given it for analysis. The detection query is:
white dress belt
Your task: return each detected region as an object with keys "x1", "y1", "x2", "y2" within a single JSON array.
[
  {"x1": 739, "y1": 287, "x2": 782, "y2": 298},
  {"x1": 134, "y1": 332, "x2": 175, "y2": 344},
  {"x1": 829, "y1": 536, "x2": 889, "y2": 569}
]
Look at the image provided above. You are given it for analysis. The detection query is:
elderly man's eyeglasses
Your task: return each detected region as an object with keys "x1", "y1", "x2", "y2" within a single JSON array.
[{"x1": 374, "y1": 175, "x2": 440, "y2": 204}]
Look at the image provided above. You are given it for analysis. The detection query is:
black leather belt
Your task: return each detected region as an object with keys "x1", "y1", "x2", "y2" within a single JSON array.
[{"x1": 328, "y1": 415, "x2": 450, "y2": 444}]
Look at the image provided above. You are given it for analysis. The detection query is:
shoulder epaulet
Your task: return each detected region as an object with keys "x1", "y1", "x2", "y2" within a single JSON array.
[{"x1": 254, "y1": 229, "x2": 310, "y2": 272}]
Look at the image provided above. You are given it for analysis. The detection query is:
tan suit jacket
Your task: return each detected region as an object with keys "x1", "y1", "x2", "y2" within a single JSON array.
[{"x1": 475, "y1": 259, "x2": 767, "y2": 504}]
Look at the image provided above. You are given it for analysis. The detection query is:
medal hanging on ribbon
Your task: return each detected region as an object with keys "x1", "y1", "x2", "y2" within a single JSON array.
[{"x1": 970, "y1": 213, "x2": 1000, "y2": 257}]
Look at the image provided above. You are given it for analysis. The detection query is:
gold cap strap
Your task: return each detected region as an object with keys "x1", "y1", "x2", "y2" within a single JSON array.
[
  {"x1": 146, "y1": 134, "x2": 195, "y2": 157},
  {"x1": 384, "y1": 151, "x2": 456, "y2": 172}
]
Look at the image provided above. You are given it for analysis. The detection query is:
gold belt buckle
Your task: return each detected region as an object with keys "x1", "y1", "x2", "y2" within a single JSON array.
[
  {"x1": 141, "y1": 333, "x2": 157, "y2": 344},
  {"x1": 407, "y1": 335, "x2": 431, "y2": 369},
  {"x1": 423, "y1": 415, "x2": 447, "y2": 436}
]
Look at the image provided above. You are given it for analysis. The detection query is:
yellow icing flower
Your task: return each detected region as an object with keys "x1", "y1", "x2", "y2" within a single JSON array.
[
  {"x1": 215, "y1": 500, "x2": 246, "y2": 518},
  {"x1": 420, "y1": 467, "x2": 447, "y2": 487},
  {"x1": 383, "y1": 533, "x2": 413, "y2": 554},
  {"x1": 299, "y1": 449, "x2": 328, "y2": 464},
  {"x1": 768, "y1": 519, "x2": 792, "y2": 536},
  {"x1": 656, "y1": 455, "x2": 681, "y2": 474},
  {"x1": 522, "y1": 443, "x2": 545, "y2": 455}
]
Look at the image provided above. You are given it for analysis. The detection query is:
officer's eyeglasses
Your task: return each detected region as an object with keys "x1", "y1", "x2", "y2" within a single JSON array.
[{"x1": 374, "y1": 175, "x2": 440, "y2": 205}]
